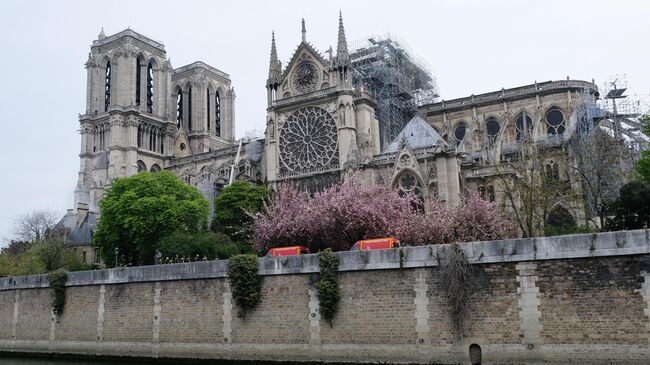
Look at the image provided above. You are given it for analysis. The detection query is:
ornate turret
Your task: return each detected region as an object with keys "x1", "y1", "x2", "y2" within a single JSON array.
[
  {"x1": 98, "y1": 27, "x2": 106, "y2": 40},
  {"x1": 301, "y1": 18, "x2": 307, "y2": 43},
  {"x1": 267, "y1": 32, "x2": 282, "y2": 88},
  {"x1": 334, "y1": 12, "x2": 350, "y2": 69}
]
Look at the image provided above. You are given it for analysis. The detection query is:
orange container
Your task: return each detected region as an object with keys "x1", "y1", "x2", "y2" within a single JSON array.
[
  {"x1": 350, "y1": 237, "x2": 400, "y2": 251},
  {"x1": 266, "y1": 246, "x2": 310, "y2": 257}
]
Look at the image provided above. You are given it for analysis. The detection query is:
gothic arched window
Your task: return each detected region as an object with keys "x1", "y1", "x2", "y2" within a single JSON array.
[
  {"x1": 176, "y1": 91, "x2": 183, "y2": 129},
  {"x1": 146, "y1": 62, "x2": 154, "y2": 113},
  {"x1": 136, "y1": 160, "x2": 147, "y2": 173},
  {"x1": 215, "y1": 92, "x2": 221, "y2": 137},
  {"x1": 137, "y1": 125, "x2": 142, "y2": 148},
  {"x1": 207, "y1": 89, "x2": 211, "y2": 132},
  {"x1": 486, "y1": 117, "x2": 501, "y2": 145},
  {"x1": 546, "y1": 107, "x2": 566, "y2": 135},
  {"x1": 104, "y1": 61, "x2": 111, "y2": 112},
  {"x1": 396, "y1": 171, "x2": 424, "y2": 211},
  {"x1": 546, "y1": 205, "x2": 576, "y2": 230},
  {"x1": 454, "y1": 123, "x2": 466, "y2": 142},
  {"x1": 188, "y1": 87, "x2": 193, "y2": 131},
  {"x1": 135, "y1": 58, "x2": 141, "y2": 106},
  {"x1": 515, "y1": 112, "x2": 533, "y2": 141}
]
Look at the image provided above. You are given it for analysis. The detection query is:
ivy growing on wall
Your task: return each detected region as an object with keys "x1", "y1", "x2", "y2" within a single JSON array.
[
  {"x1": 315, "y1": 249, "x2": 340, "y2": 326},
  {"x1": 48, "y1": 270, "x2": 68, "y2": 315},
  {"x1": 439, "y1": 243, "x2": 472, "y2": 339},
  {"x1": 227, "y1": 254, "x2": 262, "y2": 318}
]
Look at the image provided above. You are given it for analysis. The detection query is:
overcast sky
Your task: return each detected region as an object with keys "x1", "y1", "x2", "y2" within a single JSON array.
[{"x1": 0, "y1": 0, "x2": 648, "y2": 246}]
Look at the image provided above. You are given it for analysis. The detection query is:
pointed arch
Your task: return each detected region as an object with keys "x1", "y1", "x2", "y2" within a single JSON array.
[
  {"x1": 146, "y1": 58, "x2": 156, "y2": 113},
  {"x1": 150, "y1": 164, "x2": 161, "y2": 173},
  {"x1": 546, "y1": 204, "x2": 576, "y2": 229},
  {"x1": 513, "y1": 110, "x2": 534, "y2": 141},
  {"x1": 545, "y1": 106, "x2": 566, "y2": 135},
  {"x1": 173, "y1": 85, "x2": 183, "y2": 129},
  {"x1": 103, "y1": 59, "x2": 112, "y2": 112},
  {"x1": 136, "y1": 160, "x2": 147, "y2": 173},
  {"x1": 393, "y1": 169, "x2": 424, "y2": 211},
  {"x1": 135, "y1": 53, "x2": 145, "y2": 107}
]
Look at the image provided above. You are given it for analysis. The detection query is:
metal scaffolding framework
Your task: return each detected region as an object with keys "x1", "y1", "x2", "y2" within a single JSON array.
[
  {"x1": 598, "y1": 74, "x2": 650, "y2": 154},
  {"x1": 350, "y1": 34, "x2": 438, "y2": 149}
]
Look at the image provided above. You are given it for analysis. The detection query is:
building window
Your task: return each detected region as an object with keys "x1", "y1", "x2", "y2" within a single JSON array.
[
  {"x1": 135, "y1": 58, "x2": 141, "y2": 106},
  {"x1": 137, "y1": 125, "x2": 142, "y2": 148},
  {"x1": 146, "y1": 62, "x2": 154, "y2": 113},
  {"x1": 515, "y1": 112, "x2": 533, "y2": 140},
  {"x1": 215, "y1": 92, "x2": 221, "y2": 137},
  {"x1": 454, "y1": 123, "x2": 466, "y2": 142},
  {"x1": 396, "y1": 171, "x2": 423, "y2": 211},
  {"x1": 176, "y1": 92, "x2": 183, "y2": 129},
  {"x1": 137, "y1": 160, "x2": 146, "y2": 173},
  {"x1": 207, "y1": 89, "x2": 211, "y2": 132},
  {"x1": 546, "y1": 107, "x2": 565, "y2": 135},
  {"x1": 104, "y1": 61, "x2": 111, "y2": 112},
  {"x1": 486, "y1": 117, "x2": 500, "y2": 145},
  {"x1": 188, "y1": 87, "x2": 193, "y2": 131},
  {"x1": 545, "y1": 161, "x2": 560, "y2": 181}
]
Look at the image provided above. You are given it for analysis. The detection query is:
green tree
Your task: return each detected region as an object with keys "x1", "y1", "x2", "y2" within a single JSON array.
[
  {"x1": 211, "y1": 181, "x2": 270, "y2": 242},
  {"x1": 93, "y1": 171, "x2": 209, "y2": 267},
  {"x1": 605, "y1": 180, "x2": 650, "y2": 231},
  {"x1": 0, "y1": 237, "x2": 92, "y2": 277},
  {"x1": 635, "y1": 114, "x2": 650, "y2": 183},
  {"x1": 158, "y1": 231, "x2": 246, "y2": 261}
]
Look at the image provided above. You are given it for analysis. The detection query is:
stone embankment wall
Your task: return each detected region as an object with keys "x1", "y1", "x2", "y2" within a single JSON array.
[{"x1": 1, "y1": 230, "x2": 650, "y2": 365}]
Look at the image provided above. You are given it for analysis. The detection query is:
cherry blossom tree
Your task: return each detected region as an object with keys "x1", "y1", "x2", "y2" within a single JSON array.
[{"x1": 251, "y1": 178, "x2": 515, "y2": 253}]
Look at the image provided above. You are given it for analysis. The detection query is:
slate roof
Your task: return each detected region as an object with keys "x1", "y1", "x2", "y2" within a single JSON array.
[{"x1": 382, "y1": 115, "x2": 447, "y2": 154}]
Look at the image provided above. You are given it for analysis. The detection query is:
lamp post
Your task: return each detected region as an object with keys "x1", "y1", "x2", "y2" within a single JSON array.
[{"x1": 114, "y1": 247, "x2": 119, "y2": 267}]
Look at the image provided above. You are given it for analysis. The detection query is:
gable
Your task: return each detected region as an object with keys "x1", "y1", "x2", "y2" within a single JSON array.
[{"x1": 279, "y1": 43, "x2": 332, "y2": 97}]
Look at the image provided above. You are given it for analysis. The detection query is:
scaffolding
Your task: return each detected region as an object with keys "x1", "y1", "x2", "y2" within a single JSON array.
[
  {"x1": 598, "y1": 74, "x2": 649, "y2": 154},
  {"x1": 350, "y1": 34, "x2": 438, "y2": 149}
]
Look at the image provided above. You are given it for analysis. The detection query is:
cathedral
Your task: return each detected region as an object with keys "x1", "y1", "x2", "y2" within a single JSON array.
[{"x1": 60, "y1": 15, "x2": 608, "y2": 263}]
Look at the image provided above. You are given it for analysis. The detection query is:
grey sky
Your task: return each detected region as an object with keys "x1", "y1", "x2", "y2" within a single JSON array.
[{"x1": 0, "y1": 0, "x2": 648, "y2": 246}]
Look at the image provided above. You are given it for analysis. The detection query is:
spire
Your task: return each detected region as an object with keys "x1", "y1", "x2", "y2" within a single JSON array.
[
  {"x1": 335, "y1": 11, "x2": 350, "y2": 68},
  {"x1": 337, "y1": 11, "x2": 348, "y2": 56},
  {"x1": 98, "y1": 27, "x2": 106, "y2": 40},
  {"x1": 267, "y1": 32, "x2": 281, "y2": 87},
  {"x1": 301, "y1": 18, "x2": 307, "y2": 43}
]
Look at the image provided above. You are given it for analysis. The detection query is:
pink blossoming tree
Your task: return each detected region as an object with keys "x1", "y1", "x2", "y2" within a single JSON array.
[{"x1": 251, "y1": 178, "x2": 515, "y2": 253}]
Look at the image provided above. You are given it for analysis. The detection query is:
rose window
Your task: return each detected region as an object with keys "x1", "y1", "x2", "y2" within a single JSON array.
[
  {"x1": 279, "y1": 106, "x2": 339, "y2": 174},
  {"x1": 292, "y1": 62, "x2": 319, "y2": 94}
]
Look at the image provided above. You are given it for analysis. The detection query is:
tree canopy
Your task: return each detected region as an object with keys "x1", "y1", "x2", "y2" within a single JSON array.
[
  {"x1": 251, "y1": 178, "x2": 515, "y2": 253},
  {"x1": 636, "y1": 114, "x2": 650, "y2": 183},
  {"x1": 210, "y1": 181, "x2": 270, "y2": 242},
  {"x1": 605, "y1": 180, "x2": 650, "y2": 231},
  {"x1": 93, "y1": 171, "x2": 209, "y2": 266}
]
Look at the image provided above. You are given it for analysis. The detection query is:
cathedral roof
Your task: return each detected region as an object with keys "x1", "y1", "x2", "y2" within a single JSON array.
[
  {"x1": 92, "y1": 28, "x2": 165, "y2": 52},
  {"x1": 382, "y1": 115, "x2": 447, "y2": 154},
  {"x1": 173, "y1": 61, "x2": 230, "y2": 81}
]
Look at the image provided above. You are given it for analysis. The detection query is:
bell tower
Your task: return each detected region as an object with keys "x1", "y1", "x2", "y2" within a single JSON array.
[{"x1": 76, "y1": 28, "x2": 172, "y2": 212}]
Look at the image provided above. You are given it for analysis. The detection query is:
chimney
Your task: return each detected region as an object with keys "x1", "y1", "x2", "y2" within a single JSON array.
[{"x1": 77, "y1": 202, "x2": 89, "y2": 227}]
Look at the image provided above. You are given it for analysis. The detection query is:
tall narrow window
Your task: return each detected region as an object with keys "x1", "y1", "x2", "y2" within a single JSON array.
[
  {"x1": 135, "y1": 58, "x2": 141, "y2": 106},
  {"x1": 176, "y1": 92, "x2": 183, "y2": 129},
  {"x1": 515, "y1": 112, "x2": 533, "y2": 141},
  {"x1": 207, "y1": 89, "x2": 211, "y2": 132},
  {"x1": 188, "y1": 87, "x2": 193, "y2": 131},
  {"x1": 146, "y1": 62, "x2": 154, "y2": 113},
  {"x1": 215, "y1": 92, "x2": 221, "y2": 137},
  {"x1": 104, "y1": 61, "x2": 111, "y2": 112},
  {"x1": 137, "y1": 125, "x2": 142, "y2": 148}
]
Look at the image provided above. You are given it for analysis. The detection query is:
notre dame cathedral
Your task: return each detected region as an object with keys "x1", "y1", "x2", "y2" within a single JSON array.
[{"x1": 61, "y1": 14, "x2": 629, "y2": 263}]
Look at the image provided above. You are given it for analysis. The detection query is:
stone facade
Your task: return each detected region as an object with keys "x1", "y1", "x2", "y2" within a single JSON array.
[
  {"x1": 1, "y1": 230, "x2": 650, "y2": 364},
  {"x1": 64, "y1": 20, "x2": 613, "y2": 261}
]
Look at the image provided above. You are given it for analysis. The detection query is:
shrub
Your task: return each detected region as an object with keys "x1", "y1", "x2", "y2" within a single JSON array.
[
  {"x1": 227, "y1": 254, "x2": 262, "y2": 317},
  {"x1": 158, "y1": 231, "x2": 241, "y2": 261},
  {"x1": 48, "y1": 270, "x2": 68, "y2": 315},
  {"x1": 315, "y1": 249, "x2": 340, "y2": 325}
]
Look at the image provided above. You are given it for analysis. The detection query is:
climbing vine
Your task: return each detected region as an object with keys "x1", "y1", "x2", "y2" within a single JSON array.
[
  {"x1": 48, "y1": 270, "x2": 68, "y2": 315},
  {"x1": 227, "y1": 254, "x2": 262, "y2": 318},
  {"x1": 439, "y1": 243, "x2": 472, "y2": 339},
  {"x1": 315, "y1": 249, "x2": 340, "y2": 325}
]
